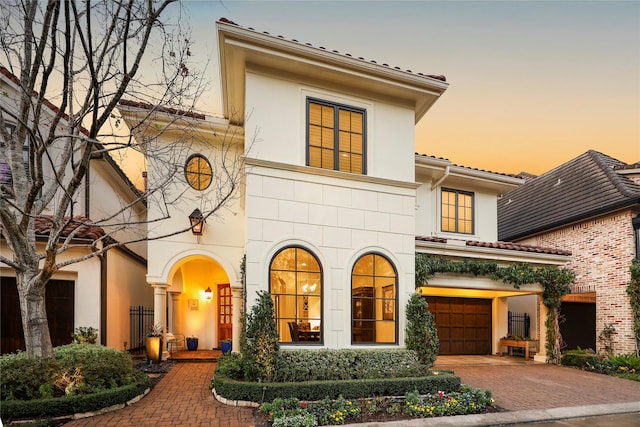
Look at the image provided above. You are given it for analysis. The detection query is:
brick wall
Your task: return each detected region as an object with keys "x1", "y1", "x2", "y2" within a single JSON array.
[{"x1": 518, "y1": 210, "x2": 637, "y2": 354}]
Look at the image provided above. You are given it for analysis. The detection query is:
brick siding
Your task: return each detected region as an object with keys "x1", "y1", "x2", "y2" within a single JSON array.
[{"x1": 518, "y1": 210, "x2": 637, "y2": 354}]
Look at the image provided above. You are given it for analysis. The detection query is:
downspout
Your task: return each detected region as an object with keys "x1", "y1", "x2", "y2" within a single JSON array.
[
  {"x1": 100, "y1": 251, "x2": 107, "y2": 346},
  {"x1": 633, "y1": 214, "x2": 640, "y2": 260},
  {"x1": 431, "y1": 165, "x2": 450, "y2": 191},
  {"x1": 85, "y1": 161, "x2": 90, "y2": 218}
]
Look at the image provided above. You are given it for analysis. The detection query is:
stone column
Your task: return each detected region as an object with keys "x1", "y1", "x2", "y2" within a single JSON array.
[
  {"x1": 494, "y1": 297, "x2": 509, "y2": 354},
  {"x1": 151, "y1": 283, "x2": 169, "y2": 360},
  {"x1": 231, "y1": 285, "x2": 243, "y2": 353},
  {"x1": 534, "y1": 294, "x2": 548, "y2": 363}
]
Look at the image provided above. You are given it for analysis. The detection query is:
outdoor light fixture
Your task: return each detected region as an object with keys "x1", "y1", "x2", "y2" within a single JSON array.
[
  {"x1": 203, "y1": 286, "x2": 213, "y2": 301},
  {"x1": 189, "y1": 208, "x2": 204, "y2": 236}
]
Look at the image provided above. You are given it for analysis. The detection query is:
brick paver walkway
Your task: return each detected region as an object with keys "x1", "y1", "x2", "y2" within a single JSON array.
[
  {"x1": 64, "y1": 362, "x2": 255, "y2": 427},
  {"x1": 452, "y1": 364, "x2": 640, "y2": 411}
]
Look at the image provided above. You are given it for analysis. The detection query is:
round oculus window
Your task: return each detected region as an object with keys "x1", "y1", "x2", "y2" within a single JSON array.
[{"x1": 184, "y1": 154, "x2": 213, "y2": 190}]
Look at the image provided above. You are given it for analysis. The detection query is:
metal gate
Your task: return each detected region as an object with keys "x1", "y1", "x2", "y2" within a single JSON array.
[
  {"x1": 129, "y1": 306, "x2": 153, "y2": 354},
  {"x1": 508, "y1": 311, "x2": 531, "y2": 338}
]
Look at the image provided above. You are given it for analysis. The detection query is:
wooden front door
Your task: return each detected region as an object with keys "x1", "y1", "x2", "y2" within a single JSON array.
[
  {"x1": 425, "y1": 296, "x2": 492, "y2": 355},
  {"x1": 217, "y1": 284, "x2": 232, "y2": 345}
]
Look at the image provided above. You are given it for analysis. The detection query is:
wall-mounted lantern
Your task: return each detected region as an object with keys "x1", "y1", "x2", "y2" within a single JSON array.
[
  {"x1": 203, "y1": 286, "x2": 213, "y2": 301},
  {"x1": 189, "y1": 208, "x2": 204, "y2": 236}
]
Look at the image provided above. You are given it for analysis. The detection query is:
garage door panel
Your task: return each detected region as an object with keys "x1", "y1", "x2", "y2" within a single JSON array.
[{"x1": 425, "y1": 296, "x2": 492, "y2": 355}]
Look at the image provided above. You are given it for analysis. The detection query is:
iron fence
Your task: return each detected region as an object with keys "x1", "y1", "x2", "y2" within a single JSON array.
[
  {"x1": 129, "y1": 306, "x2": 153, "y2": 354},
  {"x1": 508, "y1": 311, "x2": 531, "y2": 338}
]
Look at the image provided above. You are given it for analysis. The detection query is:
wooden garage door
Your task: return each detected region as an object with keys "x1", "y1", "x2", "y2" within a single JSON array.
[{"x1": 425, "y1": 296, "x2": 491, "y2": 355}]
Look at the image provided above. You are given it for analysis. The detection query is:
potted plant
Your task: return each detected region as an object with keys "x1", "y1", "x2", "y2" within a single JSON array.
[
  {"x1": 186, "y1": 335, "x2": 199, "y2": 351},
  {"x1": 145, "y1": 324, "x2": 163, "y2": 363},
  {"x1": 220, "y1": 339, "x2": 232, "y2": 354}
]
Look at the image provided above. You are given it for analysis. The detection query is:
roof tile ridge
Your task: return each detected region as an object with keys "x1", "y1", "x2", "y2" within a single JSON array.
[
  {"x1": 588, "y1": 150, "x2": 640, "y2": 199},
  {"x1": 216, "y1": 17, "x2": 446, "y2": 83}
]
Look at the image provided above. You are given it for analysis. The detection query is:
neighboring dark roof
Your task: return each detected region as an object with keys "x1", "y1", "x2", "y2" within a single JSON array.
[
  {"x1": 31, "y1": 216, "x2": 104, "y2": 241},
  {"x1": 415, "y1": 152, "x2": 520, "y2": 178},
  {"x1": 218, "y1": 17, "x2": 446, "y2": 83},
  {"x1": 498, "y1": 150, "x2": 640, "y2": 241},
  {"x1": 415, "y1": 236, "x2": 571, "y2": 256}
]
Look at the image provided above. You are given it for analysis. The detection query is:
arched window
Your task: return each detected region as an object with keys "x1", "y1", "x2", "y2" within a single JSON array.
[
  {"x1": 351, "y1": 253, "x2": 397, "y2": 344},
  {"x1": 270, "y1": 247, "x2": 322, "y2": 344}
]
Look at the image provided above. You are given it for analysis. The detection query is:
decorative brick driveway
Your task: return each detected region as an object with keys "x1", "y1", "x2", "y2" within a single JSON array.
[
  {"x1": 64, "y1": 362, "x2": 255, "y2": 427},
  {"x1": 435, "y1": 356, "x2": 640, "y2": 411}
]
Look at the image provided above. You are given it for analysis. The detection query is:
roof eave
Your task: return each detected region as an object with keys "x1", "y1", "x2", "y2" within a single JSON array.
[
  {"x1": 217, "y1": 21, "x2": 448, "y2": 125},
  {"x1": 415, "y1": 240, "x2": 571, "y2": 266}
]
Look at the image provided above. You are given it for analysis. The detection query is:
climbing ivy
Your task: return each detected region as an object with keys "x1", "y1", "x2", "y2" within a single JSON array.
[
  {"x1": 627, "y1": 260, "x2": 640, "y2": 356},
  {"x1": 415, "y1": 254, "x2": 574, "y2": 363}
]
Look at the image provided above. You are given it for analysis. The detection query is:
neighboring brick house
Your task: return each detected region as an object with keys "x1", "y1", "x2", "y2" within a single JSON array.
[{"x1": 498, "y1": 150, "x2": 640, "y2": 354}]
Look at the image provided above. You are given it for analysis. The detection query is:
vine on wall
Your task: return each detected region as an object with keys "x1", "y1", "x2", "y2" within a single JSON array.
[
  {"x1": 627, "y1": 259, "x2": 640, "y2": 356},
  {"x1": 415, "y1": 254, "x2": 574, "y2": 363}
]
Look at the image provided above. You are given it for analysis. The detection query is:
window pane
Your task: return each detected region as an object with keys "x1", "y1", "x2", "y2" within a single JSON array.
[
  {"x1": 339, "y1": 131, "x2": 351, "y2": 152},
  {"x1": 351, "y1": 134, "x2": 363, "y2": 154},
  {"x1": 321, "y1": 128, "x2": 334, "y2": 148},
  {"x1": 322, "y1": 148, "x2": 334, "y2": 169},
  {"x1": 309, "y1": 147, "x2": 321, "y2": 168},
  {"x1": 321, "y1": 105, "x2": 334, "y2": 127},
  {"x1": 271, "y1": 248, "x2": 296, "y2": 270},
  {"x1": 351, "y1": 154, "x2": 362, "y2": 174},
  {"x1": 339, "y1": 109, "x2": 351, "y2": 131},
  {"x1": 374, "y1": 256, "x2": 394, "y2": 277},
  {"x1": 309, "y1": 103, "x2": 322, "y2": 125},
  {"x1": 339, "y1": 152, "x2": 351, "y2": 172},
  {"x1": 309, "y1": 126, "x2": 321, "y2": 147},
  {"x1": 351, "y1": 112, "x2": 363, "y2": 134},
  {"x1": 353, "y1": 254, "x2": 374, "y2": 275}
]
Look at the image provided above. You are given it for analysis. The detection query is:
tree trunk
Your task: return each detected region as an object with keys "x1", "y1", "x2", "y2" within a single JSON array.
[{"x1": 17, "y1": 271, "x2": 54, "y2": 359}]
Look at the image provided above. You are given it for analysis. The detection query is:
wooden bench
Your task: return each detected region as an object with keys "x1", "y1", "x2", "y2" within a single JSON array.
[{"x1": 499, "y1": 339, "x2": 538, "y2": 361}]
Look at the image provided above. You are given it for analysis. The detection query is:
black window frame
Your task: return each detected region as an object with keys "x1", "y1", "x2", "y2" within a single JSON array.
[
  {"x1": 351, "y1": 252, "x2": 398, "y2": 345},
  {"x1": 184, "y1": 153, "x2": 213, "y2": 191},
  {"x1": 306, "y1": 97, "x2": 367, "y2": 174},
  {"x1": 269, "y1": 245, "x2": 323, "y2": 345},
  {"x1": 441, "y1": 187, "x2": 475, "y2": 235}
]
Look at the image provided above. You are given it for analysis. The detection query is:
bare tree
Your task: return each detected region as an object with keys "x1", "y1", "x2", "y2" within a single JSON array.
[{"x1": 0, "y1": 0, "x2": 244, "y2": 358}]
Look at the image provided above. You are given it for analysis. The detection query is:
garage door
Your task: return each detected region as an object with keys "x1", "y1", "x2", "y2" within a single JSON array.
[{"x1": 425, "y1": 296, "x2": 492, "y2": 355}]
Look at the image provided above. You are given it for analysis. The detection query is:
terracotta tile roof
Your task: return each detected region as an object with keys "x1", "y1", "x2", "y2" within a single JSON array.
[
  {"x1": 415, "y1": 152, "x2": 520, "y2": 178},
  {"x1": 118, "y1": 99, "x2": 206, "y2": 120},
  {"x1": 0, "y1": 66, "x2": 89, "y2": 137},
  {"x1": 415, "y1": 235, "x2": 571, "y2": 256},
  {"x1": 498, "y1": 150, "x2": 640, "y2": 241},
  {"x1": 34, "y1": 216, "x2": 105, "y2": 241},
  {"x1": 218, "y1": 17, "x2": 446, "y2": 83}
]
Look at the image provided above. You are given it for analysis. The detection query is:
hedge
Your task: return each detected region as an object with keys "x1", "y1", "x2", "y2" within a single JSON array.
[
  {"x1": 212, "y1": 372, "x2": 461, "y2": 403},
  {"x1": 0, "y1": 370, "x2": 149, "y2": 422}
]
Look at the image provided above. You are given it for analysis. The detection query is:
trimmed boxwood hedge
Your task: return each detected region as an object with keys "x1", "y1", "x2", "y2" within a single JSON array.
[
  {"x1": 0, "y1": 370, "x2": 149, "y2": 422},
  {"x1": 212, "y1": 372, "x2": 461, "y2": 403},
  {"x1": 561, "y1": 351, "x2": 599, "y2": 368}
]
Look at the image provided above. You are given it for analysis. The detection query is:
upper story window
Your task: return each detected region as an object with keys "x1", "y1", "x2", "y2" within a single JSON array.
[
  {"x1": 184, "y1": 154, "x2": 213, "y2": 190},
  {"x1": 270, "y1": 246, "x2": 322, "y2": 344},
  {"x1": 307, "y1": 98, "x2": 365, "y2": 174},
  {"x1": 441, "y1": 188, "x2": 474, "y2": 234},
  {"x1": 0, "y1": 123, "x2": 30, "y2": 187}
]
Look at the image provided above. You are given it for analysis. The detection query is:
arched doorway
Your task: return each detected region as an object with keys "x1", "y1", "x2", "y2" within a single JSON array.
[{"x1": 166, "y1": 256, "x2": 231, "y2": 350}]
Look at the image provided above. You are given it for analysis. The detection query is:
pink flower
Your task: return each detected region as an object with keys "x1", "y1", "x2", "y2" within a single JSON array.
[
  {"x1": 300, "y1": 401, "x2": 308, "y2": 409},
  {"x1": 437, "y1": 391, "x2": 445, "y2": 398}
]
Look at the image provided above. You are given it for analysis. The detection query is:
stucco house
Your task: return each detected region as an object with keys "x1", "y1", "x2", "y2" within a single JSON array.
[
  {"x1": 0, "y1": 66, "x2": 151, "y2": 354},
  {"x1": 498, "y1": 150, "x2": 640, "y2": 354},
  {"x1": 117, "y1": 18, "x2": 571, "y2": 362}
]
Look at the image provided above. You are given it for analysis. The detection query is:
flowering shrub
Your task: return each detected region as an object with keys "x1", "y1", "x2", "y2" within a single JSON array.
[
  {"x1": 403, "y1": 385, "x2": 494, "y2": 417},
  {"x1": 259, "y1": 385, "x2": 494, "y2": 425}
]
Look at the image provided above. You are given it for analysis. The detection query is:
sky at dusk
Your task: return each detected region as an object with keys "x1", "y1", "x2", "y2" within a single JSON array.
[{"x1": 174, "y1": 0, "x2": 639, "y2": 175}]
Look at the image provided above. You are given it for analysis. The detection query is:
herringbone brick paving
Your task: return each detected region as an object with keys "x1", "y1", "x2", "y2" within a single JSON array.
[{"x1": 64, "y1": 362, "x2": 255, "y2": 427}]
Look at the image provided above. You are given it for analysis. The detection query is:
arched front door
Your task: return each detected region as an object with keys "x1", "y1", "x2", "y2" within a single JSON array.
[{"x1": 217, "y1": 283, "x2": 232, "y2": 345}]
